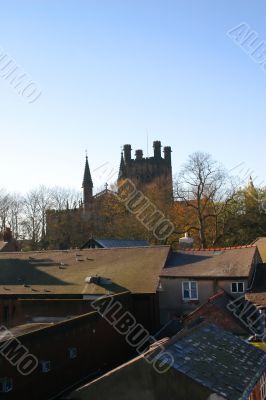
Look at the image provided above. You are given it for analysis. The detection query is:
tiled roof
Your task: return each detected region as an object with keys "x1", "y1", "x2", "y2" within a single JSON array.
[
  {"x1": 161, "y1": 323, "x2": 266, "y2": 400},
  {"x1": 253, "y1": 237, "x2": 266, "y2": 263},
  {"x1": 71, "y1": 323, "x2": 266, "y2": 400},
  {"x1": 154, "y1": 319, "x2": 182, "y2": 339},
  {"x1": 81, "y1": 239, "x2": 149, "y2": 249},
  {"x1": 160, "y1": 247, "x2": 257, "y2": 278},
  {"x1": 95, "y1": 239, "x2": 149, "y2": 248},
  {"x1": 0, "y1": 246, "x2": 170, "y2": 295}
]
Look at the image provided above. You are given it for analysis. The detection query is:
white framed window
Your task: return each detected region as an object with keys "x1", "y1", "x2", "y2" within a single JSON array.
[
  {"x1": 40, "y1": 360, "x2": 51, "y2": 373},
  {"x1": 182, "y1": 281, "x2": 198, "y2": 300},
  {"x1": 260, "y1": 372, "x2": 266, "y2": 400},
  {"x1": 0, "y1": 378, "x2": 13, "y2": 393},
  {"x1": 68, "y1": 347, "x2": 77, "y2": 360},
  {"x1": 231, "y1": 282, "x2": 244, "y2": 293}
]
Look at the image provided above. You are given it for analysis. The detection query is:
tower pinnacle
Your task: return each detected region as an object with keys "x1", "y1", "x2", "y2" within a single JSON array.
[
  {"x1": 82, "y1": 153, "x2": 93, "y2": 209},
  {"x1": 118, "y1": 152, "x2": 127, "y2": 180}
]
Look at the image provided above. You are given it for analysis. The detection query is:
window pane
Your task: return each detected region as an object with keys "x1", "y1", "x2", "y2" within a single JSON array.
[
  {"x1": 190, "y1": 282, "x2": 198, "y2": 299},
  {"x1": 232, "y1": 283, "x2": 237, "y2": 293},
  {"x1": 183, "y1": 282, "x2": 190, "y2": 299},
  {"x1": 238, "y1": 282, "x2": 244, "y2": 292}
]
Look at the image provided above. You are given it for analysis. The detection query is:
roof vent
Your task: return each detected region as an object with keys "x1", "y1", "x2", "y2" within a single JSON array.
[
  {"x1": 179, "y1": 233, "x2": 194, "y2": 249},
  {"x1": 85, "y1": 276, "x2": 112, "y2": 285},
  {"x1": 85, "y1": 276, "x2": 99, "y2": 284}
]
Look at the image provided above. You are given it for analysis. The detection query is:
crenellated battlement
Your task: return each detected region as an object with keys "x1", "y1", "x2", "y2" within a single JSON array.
[{"x1": 118, "y1": 140, "x2": 173, "y2": 196}]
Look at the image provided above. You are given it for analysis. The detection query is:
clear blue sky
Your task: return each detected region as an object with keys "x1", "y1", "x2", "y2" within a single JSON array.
[{"x1": 1, "y1": 0, "x2": 266, "y2": 194}]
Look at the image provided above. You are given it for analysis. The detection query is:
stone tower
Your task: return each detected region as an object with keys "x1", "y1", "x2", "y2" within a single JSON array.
[
  {"x1": 82, "y1": 154, "x2": 93, "y2": 210},
  {"x1": 118, "y1": 140, "x2": 173, "y2": 197}
]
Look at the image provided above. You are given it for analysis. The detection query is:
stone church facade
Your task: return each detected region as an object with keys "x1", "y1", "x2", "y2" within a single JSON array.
[{"x1": 46, "y1": 140, "x2": 173, "y2": 249}]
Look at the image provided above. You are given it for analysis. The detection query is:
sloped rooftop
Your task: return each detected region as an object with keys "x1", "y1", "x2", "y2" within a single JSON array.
[
  {"x1": 161, "y1": 323, "x2": 266, "y2": 399},
  {"x1": 253, "y1": 237, "x2": 266, "y2": 262},
  {"x1": 82, "y1": 239, "x2": 149, "y2": 249},
  {"x1": 0, "y1": 246, "x2": 170, "y2": 295},
  {"x1": 161, "y1": 246, "x2": 257, "y2": 278},
  {"x1": 71, "y1": 323, "x2": 266, "y2": 400}
]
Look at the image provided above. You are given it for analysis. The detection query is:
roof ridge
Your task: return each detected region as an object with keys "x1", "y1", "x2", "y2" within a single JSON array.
[
  {"x1": 251, "y1": 237, "x2": 265, "y2": 244},
  {"x1": 0, "y1": 246, "x2": 171, "y2": 255},
  {"x1": 208, "y1": 289, "x2": 225, "y2": 303},
  {"x1": 180, "y1": 244, "x2": 257, "y2": 252}
]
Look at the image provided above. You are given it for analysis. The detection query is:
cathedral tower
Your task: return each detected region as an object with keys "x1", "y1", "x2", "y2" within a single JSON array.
[{"x1": 118, "y1": 140, "x2": 173, "y2": 197}]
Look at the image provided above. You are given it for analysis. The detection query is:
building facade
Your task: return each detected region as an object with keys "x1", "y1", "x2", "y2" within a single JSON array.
[{"x1": 159, "y1": 246, "x2": 261, "y2": 323}]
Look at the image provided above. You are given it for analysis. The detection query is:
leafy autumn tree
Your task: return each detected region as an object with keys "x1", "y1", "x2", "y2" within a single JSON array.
[
  {"x1": 223, "y1": 180, "x2": 266, "y2": 245},
  {"x1": 174, "y1": 152, "x2": 236, "y2": 248}
]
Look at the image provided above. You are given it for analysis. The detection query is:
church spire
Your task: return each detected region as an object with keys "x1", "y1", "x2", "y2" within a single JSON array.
[
  {"x1": 248, "y1": 176, "x2": 254, "y2": 189},
  {"x1": 82, "y1": 153, "x2": 93, "y2": 208},
  {"x1": 82, "y1": 154, "x2": 93, "y2": 188},
  {"x1": 118, "y1": 152, "x2": 127, "y2": 180}
]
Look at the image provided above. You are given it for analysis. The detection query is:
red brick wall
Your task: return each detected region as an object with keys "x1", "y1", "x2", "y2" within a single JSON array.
[{"x1": 184, "y1": 301, "x2": 248, "y2": 335}]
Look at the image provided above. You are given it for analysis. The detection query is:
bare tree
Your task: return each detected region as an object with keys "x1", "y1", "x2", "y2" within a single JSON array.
[
  {"x1": 21, "y1": 186, "x2": 53, "y2": 247},
  {"x1": 0, "y1": 190, "x2": 11, "y2": 231},
  {"x1": 9, "y1": 193, "x2": 24, "y2": 238},
  {"x1": 21, "y1": 189, "x2": 42, "y2": 246},
  {"x1": 50, "y1": 187, "x2": 81, "y2": 210},
  {"x1": 175, "y1": 152, "x2": 236, "y2": 248}
]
